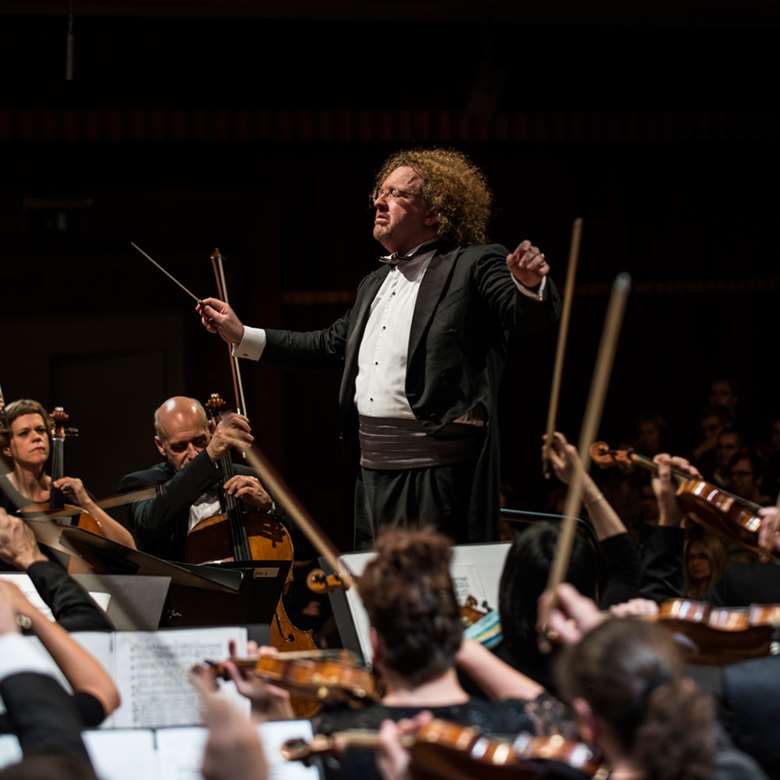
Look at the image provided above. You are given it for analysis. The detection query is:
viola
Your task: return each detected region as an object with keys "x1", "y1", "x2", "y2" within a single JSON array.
[
  {"x1": 591, "y1": 441, "x2": 775, "y2": 560},
  {"x1": 654, "y1": 598, "x2": 780, "y2": 666},
  {"x1": 210, "y1": 650, "x2": 378, "y2": 705},
  {"x1": 282, "y1": 719, "x2": 606, "y2": 779}
]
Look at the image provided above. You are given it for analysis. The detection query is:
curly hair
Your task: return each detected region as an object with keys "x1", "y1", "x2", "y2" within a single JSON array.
[
  {"x1": 556, "y1": 619, "x2": 715, "y2": 780},
  {"x1": 0, "y1": 399, "x2": 52, "y2": 469},
  {"x1": 373, "y1": 148, "x2": 492, "y2": 246},
  {"x1": 358, "y1": 527, "x2": 462, "y2": 687}
]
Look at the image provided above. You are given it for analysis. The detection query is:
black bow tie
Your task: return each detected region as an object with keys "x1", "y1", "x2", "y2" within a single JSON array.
[{"x1": 379, "y1": 241, "x2": 439, "y2": 265}]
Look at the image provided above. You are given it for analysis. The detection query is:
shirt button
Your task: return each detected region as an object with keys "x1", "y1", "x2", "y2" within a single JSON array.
[
  {"x1": 374, "y1": 361, "x2": 379, "y2": 366},
  {"x1": 370, "y1": 397, "x2": 374, "y2": 402}
]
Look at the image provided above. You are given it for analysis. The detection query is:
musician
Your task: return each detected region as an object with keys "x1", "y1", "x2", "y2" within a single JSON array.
[
  {"x1": 197, "y1": 148, "x2": 560, "y2": 546},
  {"x1": 549, "y1": 584, "x2": 768, "y2": 780},
  {"x1": 0, "y1": 594, "x2": 98, "y2": 779},
  {"x1": 0, "y1": 508, "x2": 112, "y2": 632},
  {"x1": 117, "y1": 396, "x2": 273, "y2": 560},
  {"x1": 0, "y1": 398, "x2": 136, "y2": 550},
  {"x1": 309, "y1": 528, "x2": 571, "y2": 780}
]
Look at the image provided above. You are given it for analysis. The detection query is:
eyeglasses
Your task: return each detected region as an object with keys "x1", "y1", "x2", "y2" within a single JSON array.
[
  {"x1": 166, "y1": 435, "x2": 208, "y2": 453},
  {"x1": 369, "y1": 186, "x2": 420, "y2": 207}
]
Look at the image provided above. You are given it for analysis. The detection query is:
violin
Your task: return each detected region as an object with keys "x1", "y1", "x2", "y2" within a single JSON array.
[
  {"x1": 209, "y1": 650, "x2": 378, "y2": 705},
  {"x1": 591, "y1": 441, "x2": 776, "y2": 560},
  {"x1": 654, "y1": 598, "x2": 780, "y2": 666},
  {"x1": 282, "y1": 720, "x2": 606, "y2": 779}
]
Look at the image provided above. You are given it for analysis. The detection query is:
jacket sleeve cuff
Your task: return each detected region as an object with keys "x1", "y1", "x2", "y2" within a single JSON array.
[
  {"x1": 511, "y1": 275, "x2": 547, "y2": 301},
  {"x1": 232, "y1": 326, "x2": 266, "y2": 361}
]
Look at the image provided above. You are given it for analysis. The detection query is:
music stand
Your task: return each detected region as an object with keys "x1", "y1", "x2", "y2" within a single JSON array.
[{"x1": 61, "y1": 528, "x2": 289, "y2": 628}]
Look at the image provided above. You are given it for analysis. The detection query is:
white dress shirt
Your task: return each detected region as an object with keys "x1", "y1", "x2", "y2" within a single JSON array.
[{"x1": 234, "y1": 246, "x2": 546, "y2": 419}]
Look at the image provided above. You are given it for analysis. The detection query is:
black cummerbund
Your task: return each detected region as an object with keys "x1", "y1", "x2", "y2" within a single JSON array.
[{"x1": 359, "y1": 416, "x2": 484, "y2": 471}]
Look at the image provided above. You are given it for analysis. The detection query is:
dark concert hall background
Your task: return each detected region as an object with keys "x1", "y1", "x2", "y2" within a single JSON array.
[{"x1": 1, "y1": 1, "x2": 778, "y2": 549}]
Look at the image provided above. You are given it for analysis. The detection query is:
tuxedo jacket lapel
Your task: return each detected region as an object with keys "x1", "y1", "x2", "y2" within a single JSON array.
[{"x1": 407, "y1": 247, "x2": 460, "y2": 363}]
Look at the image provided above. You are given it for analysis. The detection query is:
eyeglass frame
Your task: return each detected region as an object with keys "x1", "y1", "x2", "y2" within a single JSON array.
[{"x1": 369, "y1": 186, "x2": 423, "y2": 208}]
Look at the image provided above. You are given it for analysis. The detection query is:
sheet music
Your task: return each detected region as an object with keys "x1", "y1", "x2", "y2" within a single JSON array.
[
  {"x1": 0, "y1": 573, "x2": 111, "y2": 622},
  {"x1": 0, "y1": 735, "x2": 22, "y2": 769},
  {"x1": 156, "y1": 721, "x2": 320, "y2": 780},
  {"x1": 450, "y1": 562, "x2": 488, "y2": 607},
  {"x1": 155, "y1": 726, "x2": 209, "y2": 780},
  {"x1": 259, "y1": 720, "x2": 320, "y2": 780},
  {"x1": 84, "y1": 729, "x2": 157, "y2": 780},
  {"x1": 112, "y1": 628, "x2": 247, "y2": 728}
]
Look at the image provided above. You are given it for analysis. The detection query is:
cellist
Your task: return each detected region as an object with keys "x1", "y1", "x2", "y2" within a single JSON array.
[
  {"x1": 116, "y1": 395, "x2": 273, "y2": 560},
  {"x1": 0, "y1": 398, "x2": 136, "y2": 551}
]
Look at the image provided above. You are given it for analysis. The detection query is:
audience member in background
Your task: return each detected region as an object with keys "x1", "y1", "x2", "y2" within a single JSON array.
[
  {"x1": 0, "y1": 588, "x2": 98, "y2": 780},
  {"x1": 691, "y1": 405, "x2": 731, "y2": 478},
  {"x1": 727, "y1": 451, "x2": 770, "y2": 506},
  {"x1": 761, "y1": 415, "x2": 780, "y2": 499},
  {"x1": 684, "y1": 530, "x2": 728, "y2": 599},
  {"x1": 549, "y1": 584, "x2": 767, "y2": 780},
  {"x1": 634, "y1": 412, "x2": 669, "y2": 457},
  {"x1": 0, "y1": 508, "x2": 113, "y2": 632},
  {"x1": 709, "y1": 378, "x2": 739, "y2": 421},
  {"x1": 0, "y1": 578, "x2": 120, "y2": 733},
  {"x1": 713, "y1": 426, "x2": 743, "y2": 487}
]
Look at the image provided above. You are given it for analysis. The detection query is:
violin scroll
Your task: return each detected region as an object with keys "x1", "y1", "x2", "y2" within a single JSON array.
[
  {"x1": 306, "y1": 569, "x2": 349, "y2": 594},
  {"x1": 590, "y1": 441, "x2": 632, "y2": 470}
]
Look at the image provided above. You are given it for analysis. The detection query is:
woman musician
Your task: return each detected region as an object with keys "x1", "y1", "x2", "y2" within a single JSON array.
[{"x1": 0, "y1": 398, "x2": 136, "y2": 553}]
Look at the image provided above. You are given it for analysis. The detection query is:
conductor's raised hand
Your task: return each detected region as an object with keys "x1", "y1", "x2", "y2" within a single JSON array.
[
  {"x1": 197, "y1": 297, "x2": 245, "y2": 345},
  {"x1": 506, "y1": 240, "x2": 550, "y2": 289}
]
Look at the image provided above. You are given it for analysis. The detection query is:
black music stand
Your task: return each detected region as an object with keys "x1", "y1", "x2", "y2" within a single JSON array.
[{"x1": 60, "y1": 528, "x2": 289, "y2": 628}]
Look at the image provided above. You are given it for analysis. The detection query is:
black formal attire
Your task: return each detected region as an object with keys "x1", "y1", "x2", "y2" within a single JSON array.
[
  {"x1": 117, "y1": 451, "x2": 258, "y2": 561},
  {"x1": 259, "y1": 242, "x2": 560, "y2": 543},
  {"x1": 0, "y1": 671, "x2": 94, "y2": 770}
]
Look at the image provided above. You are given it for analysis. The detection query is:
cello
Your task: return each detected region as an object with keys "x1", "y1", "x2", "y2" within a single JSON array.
[{"x1": 183, "y1": 392, "x2": 294, "y2": 568}]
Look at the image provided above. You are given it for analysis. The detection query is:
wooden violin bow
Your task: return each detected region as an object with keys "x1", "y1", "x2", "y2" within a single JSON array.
[
  {"x1": 210, "y1": 249, "x2": 248, "y2": 416},
  {"x1": 542, "y1": 217, "x2": 583, "y2": 478},
  {"x1": 543, "y1": 274, "x2": 631, "y2": 627}
]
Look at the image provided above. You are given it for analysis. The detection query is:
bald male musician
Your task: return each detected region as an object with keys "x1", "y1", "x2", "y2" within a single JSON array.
[{"x1": 117, "y1": 396, "x2": 274, "y2": 561}]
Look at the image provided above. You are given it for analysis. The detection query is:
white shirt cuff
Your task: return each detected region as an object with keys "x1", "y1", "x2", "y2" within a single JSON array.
[
  {"x1": 512, "y1": 275, "x2": 547, "y2": 301},
  {"x1": 0, "y1": 634, "x2": 55, "y2": 680},
  {"x1": 232, "y1": 327, "x2": 266, "y2": 361}
]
